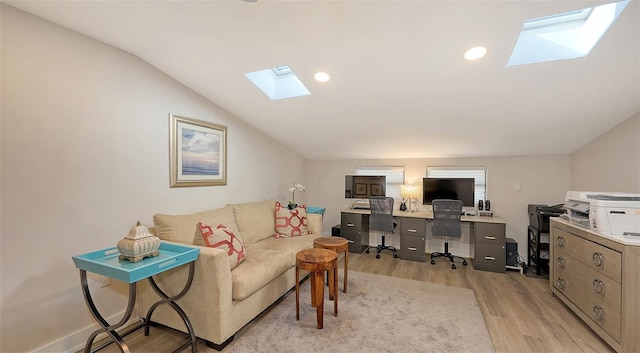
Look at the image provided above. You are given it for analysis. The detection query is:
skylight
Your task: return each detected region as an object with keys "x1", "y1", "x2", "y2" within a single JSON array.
[
  {"x1": 507, "y1": 0, "x2": 630, "y2": 67},
  {"x1": 245, "y1": 65, "x2": 310, "y2": 100}
]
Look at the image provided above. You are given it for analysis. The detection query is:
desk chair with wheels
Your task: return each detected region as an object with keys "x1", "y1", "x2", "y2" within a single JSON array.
[
  {"x1": 430, "y1": 199, "x2": 468, "y2": 269},
  {"x1": 365, "y1": 196, "x2": 398, "y2": 259}
]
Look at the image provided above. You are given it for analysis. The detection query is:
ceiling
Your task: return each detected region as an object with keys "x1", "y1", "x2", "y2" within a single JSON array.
[{"x1": 5, "y1": 0, "x2": 640, "y2": 160}]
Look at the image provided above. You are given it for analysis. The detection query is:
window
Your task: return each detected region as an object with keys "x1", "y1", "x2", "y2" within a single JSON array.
[
  {"x1": 244, "y1": 65, "x2": 310, "y2": 100},
  {"x1": 507, "y1": 0, "x2": 630, "y2": 66},
  {"x1": 426, "y1": 167, "x2": 487, "y2": 206},
  {"x1": 356, "y1": 166, "x2": 405, "y2": 200}
]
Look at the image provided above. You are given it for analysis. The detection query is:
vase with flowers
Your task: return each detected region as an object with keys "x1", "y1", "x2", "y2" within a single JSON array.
[{"x1": 288, "y1": 183, "x2": 305, "y2": 210}]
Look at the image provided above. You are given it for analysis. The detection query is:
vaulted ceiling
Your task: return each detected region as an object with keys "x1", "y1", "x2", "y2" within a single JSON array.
[{"x1": 6, "y1": 0, "x2": 640, "y2": 159}]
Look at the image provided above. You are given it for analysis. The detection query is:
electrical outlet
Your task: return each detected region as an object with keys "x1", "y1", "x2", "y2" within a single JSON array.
[
  {"x1": 98, "y1": 275, "x2": 111, "y2": 287},
  {"x1": 513, "y1": 183, "x2": 521, "y2": 192}
]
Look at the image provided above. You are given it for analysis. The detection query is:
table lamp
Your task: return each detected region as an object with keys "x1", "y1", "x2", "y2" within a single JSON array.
[{"x1": 400, "y1": 184, "x2": 421, "y2": 212}]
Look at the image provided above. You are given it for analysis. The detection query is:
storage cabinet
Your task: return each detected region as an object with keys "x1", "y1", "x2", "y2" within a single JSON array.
[
  {"x1": 550, "y1": 219, "x2": 640, "y2": 353},
  {"x1": 528, "y1": 204, "x2": 565, "y2": 276},
  {"x1": 398, "y1": 217, "x2": 426, "y2": 262},
  {"x1": 341, "y1": 212, "x2": 369, "y2": 253},
  {"x1": 473, "y1": 222, "x2": 506, "y2": 273}
]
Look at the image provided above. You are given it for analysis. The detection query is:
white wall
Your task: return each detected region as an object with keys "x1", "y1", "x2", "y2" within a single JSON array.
[
  {"x1": 0, "y1": 5, "x2": 309, "y2": 352},
  {"x1": 307, "y1": 155, "x2": 570, "y2": 258},
  {"x1": 570, "y1": 112, "x2": 640, "y2": 192}
]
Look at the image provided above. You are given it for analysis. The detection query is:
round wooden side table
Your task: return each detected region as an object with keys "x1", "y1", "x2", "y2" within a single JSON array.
[
  {"x1": 313, "y1": 236, "x2": 349, "y2": 293},
  {"x1": 295, "y1": 248, "x2": 338, "y2": 329}
]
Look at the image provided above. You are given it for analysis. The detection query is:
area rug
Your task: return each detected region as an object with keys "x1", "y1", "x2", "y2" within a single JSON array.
[{"x1": 228, "y1": 271, "x2": 495, "y2": 353}]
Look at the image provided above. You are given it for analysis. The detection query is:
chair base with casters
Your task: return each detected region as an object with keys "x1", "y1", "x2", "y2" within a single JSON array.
[
  {"x1": 365, "y1": 232, "x2": 398, "y2": 259},
  {"x1": 430, "y1": 238, "x2": 467, "y2": 269}
]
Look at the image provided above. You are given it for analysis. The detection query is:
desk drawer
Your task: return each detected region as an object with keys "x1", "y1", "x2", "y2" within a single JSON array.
[
  {"x1": 475, "y1": 223, "x2": 506, "y2": 245},
  {"x1": 342, "y1": 213, "x2": 363, "y2": 231},
  {"x1": 401, "y1": 218, "x2": 425, "y2": 235},
  {"x1": 399, "y1": 234, "x2": 426, "y2": 262},
  {"x1": 341, "y1": 213, "x2": 368, "y2": 253},
  {"x1": 474, "y1": 242, "x2": 505, "y2": 273}
]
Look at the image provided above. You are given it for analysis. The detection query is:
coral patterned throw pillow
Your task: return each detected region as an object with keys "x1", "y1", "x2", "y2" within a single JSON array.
[
  {"x1": 274, "y1": 201, "x2": 309, "y2": 238},
  {"x1": 197, "y1": 222, "x2": 246, "y2": 269}
]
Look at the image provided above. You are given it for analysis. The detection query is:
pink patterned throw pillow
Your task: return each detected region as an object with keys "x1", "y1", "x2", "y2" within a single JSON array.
[
  {"x1": 197, "y1": 222, "x2": 246, "y2": 269},
  {"x1": 274, "y1": 201, "x2": 310, "y2": 238}
]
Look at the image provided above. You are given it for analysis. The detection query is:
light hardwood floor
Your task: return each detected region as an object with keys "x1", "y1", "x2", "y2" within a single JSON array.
[{"x1": 86, "y1": 252, "x2": 614, "y2": 353}]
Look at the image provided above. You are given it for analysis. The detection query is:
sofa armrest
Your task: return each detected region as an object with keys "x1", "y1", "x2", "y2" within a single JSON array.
[
  {"x1": 307, "y1": 213, "x2": 323, "y2": 235},
  {"x1": 138, "y1": 241, "x2": 234, "y2": 341}
]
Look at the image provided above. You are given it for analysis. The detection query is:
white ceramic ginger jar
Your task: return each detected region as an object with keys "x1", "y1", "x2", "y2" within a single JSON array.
[{"x1": 117, "y1": 221, "x2": 161, "y2": 263}]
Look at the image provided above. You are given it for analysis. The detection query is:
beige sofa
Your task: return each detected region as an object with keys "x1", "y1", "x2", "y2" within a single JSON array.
[{"x1": 138, "y1": 199, "x2": 323, "y2": 350}]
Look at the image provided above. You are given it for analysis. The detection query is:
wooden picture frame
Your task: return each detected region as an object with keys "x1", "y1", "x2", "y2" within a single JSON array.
[
  {"x1": 170, "y1": 114, "x2": 227, "y2": 187},
  {"x1": 355, "y1": 183, "x2": 367, "y2": 196}
]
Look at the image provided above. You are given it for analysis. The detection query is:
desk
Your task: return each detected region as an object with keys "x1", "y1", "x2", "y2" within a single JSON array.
[{"x1": 341, "y1": 209, "x2": 507, "y2": 273}]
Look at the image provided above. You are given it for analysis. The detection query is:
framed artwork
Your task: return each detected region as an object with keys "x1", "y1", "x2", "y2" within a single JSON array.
[
  {"x1": 355, "y1": 183, "x2": 367, "y2": 196},
  {"x1": 170, "y1": 114, "x2": 227, "y2": 187},
  {"x1": 371, "y1": 184, "x2": 383, "y2": 196}
]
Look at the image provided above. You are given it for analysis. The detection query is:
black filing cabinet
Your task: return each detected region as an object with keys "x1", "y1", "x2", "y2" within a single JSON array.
[
  {"x1": 473, "y1": 222, "x2": 506, "y2": 273},
  {"x1": 341, "y1": 212, "x2": 370, "y2": 253},
  {"x1": 398, "y1": 217, "x2": 426, "y2": 262}
]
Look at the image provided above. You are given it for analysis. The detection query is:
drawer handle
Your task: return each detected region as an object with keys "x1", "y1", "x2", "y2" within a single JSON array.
[
  {"x1": 407, "y1": 247, "x2": 417, "y2": 251},
  {"x1": 346, "y1": 240, "x2": 354, "y2": 243},
  {"x1": 484, "y1": 236, "x2": 496, "y2": 240},
  {"x1": 408, "y1": 229, "x2": 417, "y2": 233},
  {"x1": 592, "y1": 279, "x2": 604, "y2": 294},
  {"x1": 557, "y1": 257, "x2": 566, "y2": 269},
  {"x1": 592, "y1": 252, "x2": 604, "y2": 267},
  {"x1": 593, "y1": 306, "x2": 605, "y2": 322},
  {"x1": 346, "y1": 223, "x2": 355, "y2": 227},
  {"x1": 557, "y1": 235, "x2": 565, "y2": 248},
  {"x1": 484, "y1": 256, "x2": 496, "y2": 261},
  {"x1": 556, "y1": 277, "x2": 566, "y2": 289}
]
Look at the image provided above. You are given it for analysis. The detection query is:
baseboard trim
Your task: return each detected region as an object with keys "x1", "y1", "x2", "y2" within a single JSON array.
[{"x1": 31, "y1": 312, "x2": 141, "y2": 353}]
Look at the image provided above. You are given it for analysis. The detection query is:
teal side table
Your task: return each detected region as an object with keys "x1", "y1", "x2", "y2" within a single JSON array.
[
  {"x1": 307, "y1": 206, "x2": 326, "y2": 215},
  {"x1": 72, "y1": 242, "x2": 199, "y2": 353}
]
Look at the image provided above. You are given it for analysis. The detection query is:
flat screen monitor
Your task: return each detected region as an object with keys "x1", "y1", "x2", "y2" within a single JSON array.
[
  {"x1": 423, "y1": 177, "x2": 475, "y2": 207},
  {"x1": 345, "y1": 175, "x2": 386, "y2": 199}
]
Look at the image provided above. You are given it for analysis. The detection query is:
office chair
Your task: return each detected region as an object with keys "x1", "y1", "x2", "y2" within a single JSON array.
[
  {"x1": 430, "y1": 199, "x2": 468, "y2": 269},
  {"x1": 365, "y1": 196, "x2": 398, "y2": 259}
]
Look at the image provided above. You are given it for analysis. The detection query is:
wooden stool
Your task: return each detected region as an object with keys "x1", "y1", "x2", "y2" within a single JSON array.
[
  {"x1": 313, "y1": 237, "x2": 349, "y2": 293},
  {"x1": 295, "y1": 248, "x2": 338, "y2": 329}
]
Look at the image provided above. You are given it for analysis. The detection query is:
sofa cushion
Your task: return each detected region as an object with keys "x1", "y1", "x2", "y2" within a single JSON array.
[
  {"x1": 274, "y1": 202, "x2": 309, "y2": 238},
  {"x1": 229, "y1": 200, "x2": 276, "y2": 246},
  {"x1": 248, "y1": 233, "x2": 322, "y2": 267},
  {"x1": 153, "y1": 206, "x2": 238, "y2": 245},
  {"x1": 230, "y1": 248, "x2": 291, "y2": 301},
  {"x1": 197, "y1": 222, "x2": 246, "y2": 269}
]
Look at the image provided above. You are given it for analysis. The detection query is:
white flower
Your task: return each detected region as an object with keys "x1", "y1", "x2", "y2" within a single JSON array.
[
  {"x1": 289, "y1": 183, "x2": 305, "y2": 204},
  {"x1": 289, "y1": 183, "x2": 305, "y2": 193}
]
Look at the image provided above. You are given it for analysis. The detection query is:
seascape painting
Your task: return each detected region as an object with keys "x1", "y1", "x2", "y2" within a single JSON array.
[
  {"x1": 181, "y1": 128, "x2": 220, "y2": 176},
  {"x1": 170, "y1": 114, "x2": 227, "y2": 187}
]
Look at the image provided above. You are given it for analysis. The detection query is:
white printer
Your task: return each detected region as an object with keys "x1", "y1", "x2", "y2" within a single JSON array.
[{"x1": 564, "y1": 191, "x2": 640, "y2": 236}]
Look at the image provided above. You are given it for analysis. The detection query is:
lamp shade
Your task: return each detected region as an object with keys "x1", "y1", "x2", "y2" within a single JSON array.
[{"x1": 400, "y1": 184, "x2": 420, "y2": 199}]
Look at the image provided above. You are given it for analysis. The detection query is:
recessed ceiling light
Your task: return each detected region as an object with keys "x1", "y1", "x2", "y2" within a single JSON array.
[
  {"x1": 314, "y1": 72, "x2": 330, "y2": 82},
  {"x1": 464, "y1": 47, "x2": 487, "y2": 61}
]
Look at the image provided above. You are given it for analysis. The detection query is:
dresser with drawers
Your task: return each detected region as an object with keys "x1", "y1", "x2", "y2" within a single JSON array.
[{"x1": 550, "y1": 218, "x2": 640, "y2": 353}]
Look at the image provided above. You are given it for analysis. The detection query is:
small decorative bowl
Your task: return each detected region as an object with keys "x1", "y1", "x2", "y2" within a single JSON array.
[{"x1": 117, "y1": 221, "x2": 161, "y2": 263}]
